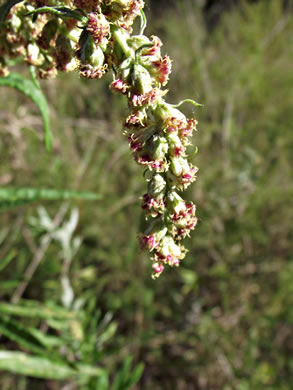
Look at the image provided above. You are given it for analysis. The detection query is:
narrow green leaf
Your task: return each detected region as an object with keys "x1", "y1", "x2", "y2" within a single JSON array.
[
  {"x1": 0, "y1": 0, "x2": 23, "y2": 24},
  {"x1": 112, "y1": 357, "x2": 133, "y2": 390},
  {"x1": 172, "y1": 98, "x2": 203, "y2": 108},
  {"x1": 0, "y1": 187, "x2": 101, "y2": 211},
  {"x1": 0, "y1": 351, "x2": 77, "y2": 379},
  {"x1": 29, "y1": 328, "x2": 65, "y2": 349},
  {"x1": 93, "y1": 373, "x2": 109, "y2": 390},
  {"x1": 0, "y1": 317, "x2": 46, "y2": 356},
  {"x1": 26, "y1": 6, "x2": 87, "y2": 22},
  {"x1": 127, "y1": 363, "x2": 144, "y2": 388},
  {"x1": 112, "y1": 358, "x2": 144, "y2": 390},
  {"x1": 0, "y1": 72, "x2": 52, "y2": 150},
  {"x1": 77, "y1": 365, "x2": 106, "y2": 377},
  {"x1": 0, "y1": 351, "x2": 106, "y2": 379},
  {"x1": 0, "y1": 300, "x2": 75, "y2": 320},
  {"x1": 139, "y1": 10, "x2": 147, "y2": 35}
]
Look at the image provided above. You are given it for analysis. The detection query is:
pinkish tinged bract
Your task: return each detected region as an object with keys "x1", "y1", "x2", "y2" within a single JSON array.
[{"x1": 0, "y1": 0, "x2": 200, "y2": 278}]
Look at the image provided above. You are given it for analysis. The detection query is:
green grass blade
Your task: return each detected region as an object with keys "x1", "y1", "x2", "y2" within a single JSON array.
[
  {"x1": 0, "y1": 300, "x2": 75, "y2": 320},
  {"x1": 0, "y1": 351, "x2": 77, "y2": 379},
  {"x1": 0, "y1": 351, "x2": 106, "y2": 379},
  {"x1": 0, "y1": 187, "x2": 101, "y2": 211},
  {"x1": 0, "y1": 317, "x2": 47, "y2": 356},
  {"x1": 127, "y1": 362, "x2": 144, "y2": 388},
  {"x1": 0, "y1": 72, "x2": 52, "y2": 150}
]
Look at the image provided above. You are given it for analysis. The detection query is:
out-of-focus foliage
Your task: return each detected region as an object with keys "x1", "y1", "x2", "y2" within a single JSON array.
[
  {"x1": 0, "y1": 71, "x2": 52, "y2": 150},
  {"x1": 0, "y1": 0, "x2": 292, "y2": 389}
]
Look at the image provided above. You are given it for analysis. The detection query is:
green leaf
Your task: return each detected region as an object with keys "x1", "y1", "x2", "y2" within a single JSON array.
[
  {"x1": 0, "y1": 300, "x2": 75, "y2": 320},
  {"x1": 112, "y1": 357, "x2": 143, "y2": 390},
  {"x1": 29, "y1": 328, "x2": 65, "y2": 349},
  {"x1": 0, "y1": 351, "x2": 106, "y2": 379},
  {"x1": 127, "y1": 362, "x2": 144, "y2": 388},
  {"x1": 139, "y1": 10, "x2": 147, "y2": 35},
  {"x1": 93, "y1": 373, "x2": 109, "y2": 390},
  {"x1": 0, "y1": 317, "x2": 47, "y2": 356},
  {"x1": 0, "y1": 187, "x2": 101, "y2": 211},
  {"x1": 0, "y1": 72, "x2": 52, "y2": 150},
  {"x1": 0, "y1": 0, "x2": 23, "y2": 24},
  {"x1": 172, "y1": 98, "x2": 203, "y2": 108},
  {"x1": 0, "y1": 351, "x2": 76, "y2": 379},
  {"x1": 26, "y1": 6, "x2": 87, "y2": 23}
]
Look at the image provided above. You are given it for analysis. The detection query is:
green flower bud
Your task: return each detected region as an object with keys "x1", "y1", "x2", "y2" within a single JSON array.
[
  {"x1": 166, "y1": 132, "x2": 185, "y2": 156},
  {"x1": 170, "y1": 156, "x2": 190, "y2": 177},
  {"x1": 127, "y1": 35, "x2": 152, "y2": 51},
  {"x1": 153, "y1": 102, "x2": 186, "y2": 124},
  {"x1": 132, "y1": 64, "x2": 153, "y2": 95},
  {"x1": 79, "y1": 30, "x2": 104, "y2": 67},
  {"x1": 26, "y1": 43, "x2": 44, "y2": 66},
  {"x1": 119, "y1": 57, "x2": 133, "y2": 82},
  {"x1": 159, "y1": 236, "x2": 182, "y2": 259},
  {"x1": 166, "y1": 191, "x2": 186, "y2": 215},
  {"x1": 150, "y1": 135, "x2": 168, "y2": 160},
  {"x1": 148, "y1": 174, "x2": 167, "y2": 198},
  {"x1": 143, "y1": 218, "x2": 168, "y2": 241},
  {"x1": 9, "y1": 14, "x2": 22, "y2": 32}
]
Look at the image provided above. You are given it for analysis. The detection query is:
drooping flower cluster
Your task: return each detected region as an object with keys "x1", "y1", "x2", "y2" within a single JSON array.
[{"x1": 0, "y1": 0, "x2": 199, "y2": 278}]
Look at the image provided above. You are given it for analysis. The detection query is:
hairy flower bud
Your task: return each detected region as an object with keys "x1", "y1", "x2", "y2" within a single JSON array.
[
  {"x1": 78, "y1": 30, "x2": 105, "y2": 67},
  {"x1": 9, "y1": 13, "x2": 22, "y2": 32},
  {"x1": 127, "y1": 35, "x2": 151, "y2": 51},
  {"x1": 26, "y1": 43, "x2": 44, "y2": 66},
  {"x1": 87, "y1": 12, "x2": 110, "y2": 48},
  {"x1": 150, "y1": 135, "x2": 168, "y2": 161},
  {"x1": 166, "y1": 192, "x2": 197, "y2": 238},
  {"x1": 169, "y1": 157, "x2": 198, "y2": 189},
  {"x1": 170, "y1": 156, "x2": 189, "y2": 177},
  {"x1": 148, "y1": 174, "x2": 166, "y2": 198},
  {"x1": 135, "y1": 135, "x2": 168, "y2": 171},
  {"x1": 139, "y1": 219, "x2": 168, "y2": 251},
  {"x1": 141, "y1": 54, "x2": 172, "y2": 85},
  {"x1": 158, "y1": 235, "x2": 184, "y2": 261},
  {"x1": 154, "y1": 103, "x2": 187, "y2": 126},
  {"x1": 132, "y1": 64, "x2": 153, "y2": 95},
  {"x1": 166, "y1": 132, "x2": 185, "y2": 157},
  {"x1": 166, "y1": 191, "x2": 186, "y2": 215}
]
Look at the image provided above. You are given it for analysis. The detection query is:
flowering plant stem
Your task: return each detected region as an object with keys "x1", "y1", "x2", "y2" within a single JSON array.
[{"x1": 0, "y1": 0, "x2": 200, "y2": 278}]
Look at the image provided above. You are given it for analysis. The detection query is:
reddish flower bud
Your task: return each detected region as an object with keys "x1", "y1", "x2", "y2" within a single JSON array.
[{"x1": 87, "y1": 12, "x2": 110, "y2": 48}]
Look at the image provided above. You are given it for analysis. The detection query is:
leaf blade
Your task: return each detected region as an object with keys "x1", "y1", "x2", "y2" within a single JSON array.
[
  {"x1": 0, "y1": 187, "x2": 101, "y2": 211},
  {"x1": 0, "y1": 72, "x2": 52, "y2": 150},
  {"x1": 0, "y1": 351, "x2": 106, "y2": 379},
  {"x1": 26, "y1": 6, "x2": 86, "y2": 22},
  {"x1": 0, "y1": 351, "x2": 77, "y2": 379}
]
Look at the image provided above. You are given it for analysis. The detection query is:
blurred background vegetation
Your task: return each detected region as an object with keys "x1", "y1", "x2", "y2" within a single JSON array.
[{"x1": 0, "y1": 0, "x2": 293, "y2": 389}]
